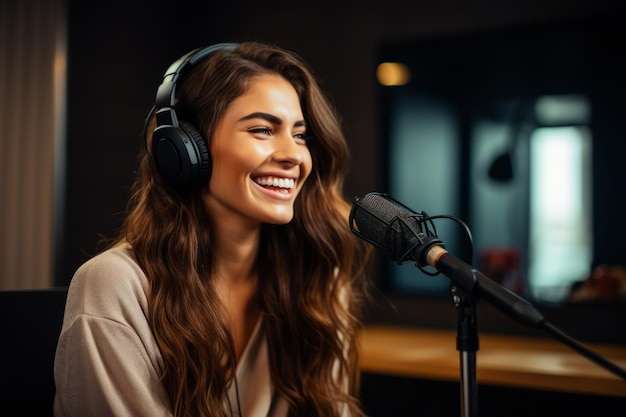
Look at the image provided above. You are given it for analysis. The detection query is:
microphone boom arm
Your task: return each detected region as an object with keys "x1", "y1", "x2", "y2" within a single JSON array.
[{"x1": 422, "y1": 244, "x2": 626, "y2": 381}]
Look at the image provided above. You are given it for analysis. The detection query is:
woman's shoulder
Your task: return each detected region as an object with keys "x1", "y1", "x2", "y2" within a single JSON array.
[
  {"x1": 66, "y1": 244, "x2": 150, "y2": 320},
  {"x1": 73, "y1": 244, "x2": 145, "y2": 287}
]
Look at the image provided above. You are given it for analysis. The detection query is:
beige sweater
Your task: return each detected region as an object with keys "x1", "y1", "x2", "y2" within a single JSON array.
[{"x1": 53, "y1": 245, "x2": 289, "y2": 417}]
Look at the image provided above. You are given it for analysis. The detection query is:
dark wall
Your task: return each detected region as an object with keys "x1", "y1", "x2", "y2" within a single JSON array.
[
  {"x1": 60, "y1": 0, "x2": 624, "y2": 284},
  {"x1": 59, "y1": 2, "x2": 625, "y2": 345}
]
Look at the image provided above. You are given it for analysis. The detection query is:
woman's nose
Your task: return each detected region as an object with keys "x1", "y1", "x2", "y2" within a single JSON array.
[{"x1": 272, "y1": 135, "x2": 304, "y2": 165}]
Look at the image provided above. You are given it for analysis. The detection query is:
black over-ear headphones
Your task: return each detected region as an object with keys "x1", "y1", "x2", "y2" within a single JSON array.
[{"x1": 150, "y1": 43, "x2": 239, "y2": 190}]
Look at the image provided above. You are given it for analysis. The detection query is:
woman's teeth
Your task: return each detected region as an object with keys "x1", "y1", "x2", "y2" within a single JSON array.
[{"x1": 254, "y1": 176, "x2": 295, "y2": 189}]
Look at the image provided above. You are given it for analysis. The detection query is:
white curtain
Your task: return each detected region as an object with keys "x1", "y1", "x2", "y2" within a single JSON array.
[{"x1": 0, "y1": 0, "x2": 66, "y2": 289}]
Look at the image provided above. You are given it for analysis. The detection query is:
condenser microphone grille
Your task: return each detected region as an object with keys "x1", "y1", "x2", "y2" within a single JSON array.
[{"x1": 350, "y1": 192, "x2": 406, "y2": 253}]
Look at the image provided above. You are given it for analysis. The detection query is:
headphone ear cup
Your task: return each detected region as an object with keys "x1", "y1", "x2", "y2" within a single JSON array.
[
  {"x1": 152, "y1": 120, "x2": 211, "y2": 190},
  {"x1": 180, "y1": 121, "x2": 212, "y2": 186}
]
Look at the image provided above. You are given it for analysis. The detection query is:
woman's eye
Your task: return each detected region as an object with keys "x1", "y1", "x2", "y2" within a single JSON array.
[
  {"x1": 294, "y1": 133, "x2": 309, "y2": 144},
  {"x1": 249, "y1": 127, "x2": 272, "y2": 135}
]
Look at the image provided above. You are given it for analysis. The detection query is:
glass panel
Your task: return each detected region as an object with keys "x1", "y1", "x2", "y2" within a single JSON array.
[{"x1": 529, "y1": 126, "x2": 593, "y2": 302}]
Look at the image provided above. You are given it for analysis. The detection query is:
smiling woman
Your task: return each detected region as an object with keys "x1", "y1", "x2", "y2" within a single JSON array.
[{"x1": 53, "y1": 42, "x2": 373, "y2": 417}]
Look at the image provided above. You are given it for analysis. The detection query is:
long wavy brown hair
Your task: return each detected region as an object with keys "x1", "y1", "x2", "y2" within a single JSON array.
[{"x1": 112, "y1": 41, "x2": 372, "y2": 417}]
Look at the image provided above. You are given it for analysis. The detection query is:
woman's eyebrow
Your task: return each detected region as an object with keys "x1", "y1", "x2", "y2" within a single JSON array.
[
  {"x1": 239, "y1": 112, "x2": 307, "y2": 128},
  {"x1": 239, "y1": 112, "x2": 282, "y2": 125}
]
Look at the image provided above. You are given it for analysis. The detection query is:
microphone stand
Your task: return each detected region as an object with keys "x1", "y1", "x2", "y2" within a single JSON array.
[
  {"x1": 410, "y1": 240, "x2": 626, "y2": 417},
  {"x1": 451, "y1": 285, "x2": 479, "y2": 417}
]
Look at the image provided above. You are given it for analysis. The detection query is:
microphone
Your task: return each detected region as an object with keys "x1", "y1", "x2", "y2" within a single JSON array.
[
  {"x1": 349, "y1": 192, "x2": 546, "y2": 328},
  {"x1": 349, "y1": 192, "x2": 444, "y2": 267}
]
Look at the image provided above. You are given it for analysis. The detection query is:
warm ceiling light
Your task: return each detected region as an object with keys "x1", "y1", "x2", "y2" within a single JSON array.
[{"x1": 377, "y1": 62, "x2": 410, "y2": 86}]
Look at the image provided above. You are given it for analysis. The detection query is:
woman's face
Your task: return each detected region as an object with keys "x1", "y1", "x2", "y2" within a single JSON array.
[{"x1": 203, "y1": 74, "x2": 313, "y2": 227}]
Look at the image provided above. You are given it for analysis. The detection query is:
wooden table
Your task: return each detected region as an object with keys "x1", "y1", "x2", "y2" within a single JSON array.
[{"x1": 360, "y1": 325, "x2": 626, "y2": 398}]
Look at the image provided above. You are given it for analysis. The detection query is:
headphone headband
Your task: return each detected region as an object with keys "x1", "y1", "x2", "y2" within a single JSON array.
[{"x1": 155, "y1": 43, "x2": 239, "y2": 110}]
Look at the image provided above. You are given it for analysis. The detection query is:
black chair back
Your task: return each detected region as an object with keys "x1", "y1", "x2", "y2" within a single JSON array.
[{"x1": 0, "y1": 287, "x2": 68, "y2": 417}]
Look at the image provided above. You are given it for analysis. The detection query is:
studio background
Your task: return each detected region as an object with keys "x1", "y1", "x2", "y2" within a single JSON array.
[
  {"x1": 2, "y1": 0, "x2": 625, "y2": 335},
  {"x1": 2, "y1": 1, "x2": 626, "y2": 416}
]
